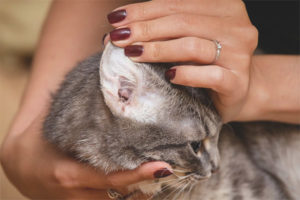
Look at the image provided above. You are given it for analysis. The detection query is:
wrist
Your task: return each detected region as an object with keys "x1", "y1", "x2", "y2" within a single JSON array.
[
  {"x1": 233, "y1": 55, "x2": 300, "y2": 124},
  {"x1": 233, "y1": 56, "x2": 270, "y2": 122}
]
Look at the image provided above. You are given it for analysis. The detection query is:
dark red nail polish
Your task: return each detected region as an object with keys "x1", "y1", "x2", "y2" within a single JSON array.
[
  {"x1": 165, "y1": 69, "x2": 176, "y2": 81},
  {"x1": 110, "y1": 28, "x2": 131, "y2": 41},
  {"x1": 125, "y1": 45, "x2": 144, "y2": 57},
  {"x1": 107, "y1": 9, "x2": 127, "y2": 24},
  {"x1": 154, "y1": 168, "x2": 173, "y2": 178}
]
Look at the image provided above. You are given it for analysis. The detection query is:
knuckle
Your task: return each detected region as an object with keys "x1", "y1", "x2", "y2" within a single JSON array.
[
  {"x1": 53, "y1": 165, "x2": 79, "y2": 189},
  {"x1": 149, "y1": 42, "x2": 161, "y2": 60},
  {"x1": 211, "y1": 68, "x2": 225, "y2": 89},
  {"x1": 138, "y1": 22, "x2": 153, "y2": 41},
  {"x1": 184, "y1": 38, "x2": 200, "y2": 60},
  {"x1": 234, "y1": 0, "x2": 247, "y2": 12},
  {"x1": 247, "y1": 25, "x2": 259, "y2": 50},
  {"x1": 232, "y1": 23, "x2": 259, "y2": 52}
]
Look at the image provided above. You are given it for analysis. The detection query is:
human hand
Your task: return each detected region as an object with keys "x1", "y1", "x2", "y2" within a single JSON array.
[
  {"x1": 0, "y1": 113, "x2": 172, "y2": 200},
  {"x1": 106, "y1": 0, "x2": 258, "y2": 123}
]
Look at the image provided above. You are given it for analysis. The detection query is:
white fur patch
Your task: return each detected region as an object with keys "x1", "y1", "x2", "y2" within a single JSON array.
[{"x1": 100, "y1": 42, "x2": 164, "y2": 124}]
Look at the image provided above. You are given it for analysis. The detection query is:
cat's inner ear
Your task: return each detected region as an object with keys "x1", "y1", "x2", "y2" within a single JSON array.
[
  {"x1": 118, "y1": 76, "x2": 135, "y2": 102},
  {"x1": 99, "y1": 43, "x2": 164, "y2": 123},
  {"x1": 100, "y1": 42, "x2": 140, "y2": 106}
]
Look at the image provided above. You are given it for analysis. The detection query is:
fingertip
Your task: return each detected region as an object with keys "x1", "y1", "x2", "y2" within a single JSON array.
[
  {"x1": 137, "y1": 161, "x2": 173, "y2": 179},
  {"x1": 165, "y1": 67, "x2": 177, "y2": 82},
  {"x1": 102, "y1": 34, "x2": 110, "y2": 46}
]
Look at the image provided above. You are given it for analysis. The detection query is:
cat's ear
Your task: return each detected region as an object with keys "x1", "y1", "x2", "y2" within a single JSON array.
[{"x1": 99, "y1": 43, "x2": 163, "y2": 123}]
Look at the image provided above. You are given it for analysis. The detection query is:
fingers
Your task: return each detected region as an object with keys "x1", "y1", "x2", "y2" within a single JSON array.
[
  {"x1": 167, "y1": 65, "x2": 238, "y2": 95},
  {"x1": 65, "y1": 161, "x2": 171, "y2": 190},
  {"x1": 125, "y1": 37, "x2": 216, "y2": 64},
  {"x1": 105, "y1": 161, "x2": 172, "y2": 188},
  {"x1": 108, "y1": 0, "x2": 237, "y2": 26},
  {"x1": 110, "y1": 14, "x2": 224, "y2": 47}
]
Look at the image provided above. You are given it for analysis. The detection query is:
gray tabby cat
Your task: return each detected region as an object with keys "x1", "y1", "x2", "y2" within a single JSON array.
[{"x1": 43, "y1": 42, "x2": 300, "y2": 200}]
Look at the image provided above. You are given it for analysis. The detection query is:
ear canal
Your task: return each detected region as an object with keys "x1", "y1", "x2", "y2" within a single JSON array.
[
  {"x1": 118, "y1": 88, "x2": 131, "y2": 102},
  {"x1": 118, "y1": 76, "x2": 135, "y2": 102}
]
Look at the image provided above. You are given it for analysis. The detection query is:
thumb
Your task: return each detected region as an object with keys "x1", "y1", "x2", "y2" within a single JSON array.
[
  {"x1": 106, "y1": 161, "x2": 173, "y2": 188},
  {"x1": 78, "y1": 161, "x2": 172, "y2": 189}
]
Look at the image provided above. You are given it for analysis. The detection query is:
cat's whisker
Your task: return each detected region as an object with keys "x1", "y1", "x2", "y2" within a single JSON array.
[
  {"x1": 172, "y1": 169, "x2": 189, "y2": 173},
  {"x1": 169, "y1": 180, "x2": 189, "y2": 200},
  {"x1": 161, "y1": 177, "x2": 190, "y2": 200},
  {"x1": 160, "y1": 179, "x2": 185, "y2": 194},
  {"x1": 185, "y1": 182, "x2": 195, "y2": 199},
  {"x1": 159, "y1": 178, "x2": 185, "y2": 194},
  {"x1": 145, "y1": 173, "x2": 191, "y2": 188},
  {"x1": 172, "y1": 181, "x2": 190, "y2": 200},
  {"x1": 145, "y1": 178, "x2": 179, "y2": 187},
  {"x1": 161, "y1": 181, "x2": 185, "y2": 200}
]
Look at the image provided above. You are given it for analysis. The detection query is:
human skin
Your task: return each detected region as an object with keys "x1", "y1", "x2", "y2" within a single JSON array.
[
  {"x1": 0, "y1": 1, "x2": 170, "y2": 199},
  {"x1": 108, "y1": 0, "x2": 300, "y2": 123},
  {"x1": 1, "y1": 0, "x2": 299, "y2": 199}
]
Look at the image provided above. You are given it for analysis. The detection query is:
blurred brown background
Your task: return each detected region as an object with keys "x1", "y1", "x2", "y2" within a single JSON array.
[{"x1": 0, "y1": 0, "x2": 52, "y2": 199}]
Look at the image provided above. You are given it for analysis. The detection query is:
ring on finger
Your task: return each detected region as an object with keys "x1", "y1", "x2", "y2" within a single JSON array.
[
  {"x1": 212, "y1": 40, "x2": 222, "y2": 63},
  {"x1": 107, "y1": 189, "x2": 125, "y2": 200}
]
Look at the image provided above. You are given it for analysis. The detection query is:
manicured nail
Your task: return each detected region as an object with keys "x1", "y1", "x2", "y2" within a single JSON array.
[
  {"x1": 107, "y1": 9, "x2": 127, "y2": 24},
  {"x1": 110, "y1": 28, "x2": 131, "y2": 41},
  {"x1": 102, "y1": 33, "x2": 107, "y2": 45},
  {"x1": 165, "y1": 69, "x2": 176, "y2": 81},
  {"x1": 125, "y1": 45, "x2": 144, "y2": 57},
  {"x1": 154, "y1": 168, "x2": 173, "y2": 178}
]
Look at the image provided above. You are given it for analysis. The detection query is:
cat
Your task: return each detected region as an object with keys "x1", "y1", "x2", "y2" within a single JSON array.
[{"x1": 43, "y1": 42, "x2": 300, "y2": 200}]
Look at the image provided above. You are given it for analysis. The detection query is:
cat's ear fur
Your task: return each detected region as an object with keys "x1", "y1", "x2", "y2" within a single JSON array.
[{"x1": 99, "y1": 43, "x2": 163, "y2": 123}]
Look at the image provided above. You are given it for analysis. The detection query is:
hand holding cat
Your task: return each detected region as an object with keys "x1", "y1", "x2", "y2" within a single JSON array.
[
  {"x1": 108, "y1": 0, "x2": 258, "y2": 123},
  {"x1": 0, "y1": 113, "x2": 171, "y2": 199}
]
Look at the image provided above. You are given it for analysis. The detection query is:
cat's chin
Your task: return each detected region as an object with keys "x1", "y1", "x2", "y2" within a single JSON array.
[
  {"x1": 128, "y1": 179, "x2": 163, "y2": 195},
  {"x1": 127, "y1": 174, "x2": 190, "y2": 196},
  {"x1": 127, "y1": 175, "x2": 178, "y2": 195}
]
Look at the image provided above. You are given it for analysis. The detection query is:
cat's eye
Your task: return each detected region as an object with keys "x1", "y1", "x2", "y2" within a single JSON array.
[{"x1": 190, "y1": 141, "x2": 202, "y2": 154}]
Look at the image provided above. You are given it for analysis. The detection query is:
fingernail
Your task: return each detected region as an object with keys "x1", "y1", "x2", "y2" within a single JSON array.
[
  {"x1": 102, "y1": 33, "x2": 107, "y2": 45},
  {"x1": 107, "y1": 9, "x2": 127, "y2": 24},
  {"x1": 165, "y1": 69, "x2": 176, "y2": 81},
  {"x1": 125, "y1": 45, "x2": 144, "y2": 57},
  {"x1": 110, "y1": 28, "x2": 131, "y2": 41},
  {"x1": 154, "y1": 168, "x2": 173, "y2": 178}
]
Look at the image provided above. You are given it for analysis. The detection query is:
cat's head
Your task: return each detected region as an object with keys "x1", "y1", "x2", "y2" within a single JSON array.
[{"x1": 100, "y1": 43, "x2": 222, "y2": 180}]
